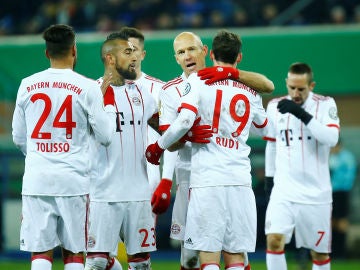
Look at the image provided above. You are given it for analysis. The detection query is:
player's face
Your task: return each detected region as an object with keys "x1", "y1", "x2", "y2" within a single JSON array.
[
  {"x1": 286, "y1": 72, "x2": 315, "y2": 105},
  {"x1": 113, "y1": 40, "x2": 137, "y2": 80},
  {"x1": 128, "y1": 37, "x2": 146, "y2": 72},
  {"x1": 174, "y1": 34, "x2": 208, "y2": 78}
]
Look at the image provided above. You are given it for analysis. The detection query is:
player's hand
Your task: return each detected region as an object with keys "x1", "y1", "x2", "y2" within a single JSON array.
[
  {"x1": 103, "y1": 85, "x2": 115, "y2": 106},
  {"x1": 151, "y1": 178, "x2": 172, "y2": 215},
  {"x1": 180, "y1": 117, "x2": 213, "y2": 144},
  {"x1": 277, "y1": 99, "x2": 312, "y2": 125},
  {"x1": 145, "y1": 141, "x2": 164, "y2": 165},
  {"x1": 198, "y1": 66, "x2": 240, "y2": 85}
]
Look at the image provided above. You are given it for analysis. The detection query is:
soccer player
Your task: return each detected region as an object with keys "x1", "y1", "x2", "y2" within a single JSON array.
[
  {"x1": 151, "y1": 31, "x2": 274, "y2": 270},
  {"x1": 263, "y1": 62, "x2": 340, "y2": 270},
  {"x1": 117, "y1": 26, "x2": 178, "y2": 215},
  {"x1": 146, "y1": 30, "x2": 269, "y2": 270},
  {"x1": 84, "y1": 32, "x2": 157, "y2": 270},
  {"x1": 12, "y1": 24, "x2": 116, "y2": 270}
]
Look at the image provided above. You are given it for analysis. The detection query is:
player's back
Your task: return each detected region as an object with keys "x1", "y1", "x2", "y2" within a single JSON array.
[
  {"x1": 183, "y1": 74, "x2": 268, "y2": 187},
  {"x1": 13, "y1": 68, "x2": 110, "y2": 196}
]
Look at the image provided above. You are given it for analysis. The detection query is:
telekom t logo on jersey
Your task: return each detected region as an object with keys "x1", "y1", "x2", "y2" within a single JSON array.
[
  {"x1": 280, "y1": 129, "x2": 312, "y2": 146},
  {"x1": 115, "y1": 112, "x2": 141, "y2": 132}
]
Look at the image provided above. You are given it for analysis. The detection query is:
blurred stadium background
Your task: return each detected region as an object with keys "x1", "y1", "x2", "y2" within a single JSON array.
[{"x1": 1, "y1": 0, "x2": 360, "y2": 268}]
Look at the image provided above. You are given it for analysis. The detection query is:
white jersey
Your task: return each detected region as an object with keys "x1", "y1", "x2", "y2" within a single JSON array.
[
  {"x1": 159, "y1": 73, "x2": 192, "y2": 183},
  {"x1": 133, "y1": 72, "x2": 164, "y2": 145},
  {"x1": 90, "y1": 78, "x2": 157, "y2": 202},
  {"x1": 180, "y1": 73, "x2": 268, "y2": 188},
  {"x1": 265, "y1": 92, "x2": 340, "y2": 204},
  {"x1": 12, "y1": 68, "x2": 115, "y2": 196}
]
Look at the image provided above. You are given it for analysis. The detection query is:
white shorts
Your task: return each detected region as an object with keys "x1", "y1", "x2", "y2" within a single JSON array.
[
  {"x1": 184, "y1": 186, "x2": 257, "y2": 253},
  {"x1": 87, "y1": 201, "x2": 156, "y2": 255},
  {"x1": 265, "y1": 198, "x2": 332, "y2": 253},
  {"x1": 170, "y1": 167, "x2": 190, "y2": 241},
  {"x1": 20, "y1": 195, "x2": 88, "y2": 253}
]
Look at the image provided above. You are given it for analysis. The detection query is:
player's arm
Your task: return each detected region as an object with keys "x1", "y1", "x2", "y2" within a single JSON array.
[
  {"x1": 237, "y1": 70, "x2": 274, "y2": 94},
  {"x1": 87, "y1": 84, "x2": 116, "y2": 146},
  {"x1": 12, "y1": 100, "x2": 27, "y2": 155},
  {"x1": 198, "y1": 66, "x2": 274, "y2": 94},
  {"x1": 145, "y1": 109, "x2": 196, "y2": 165},
  {"x1": 148, "y1": 113, "x2": 160, "y2": 135},
  {"x1": 277, "y1": 98, "x2": 339, "y2": 146}
]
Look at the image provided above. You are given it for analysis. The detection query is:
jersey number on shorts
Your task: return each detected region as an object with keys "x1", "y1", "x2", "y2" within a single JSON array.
[
  {"x1": 315, "y1": 231, "x2": 325, "y2": 246},
  {"x1": 30, "y1": 93, "x2": 77, "y2": 139},
  {"x1": 212, "y1": 90, "x2": 250, "y2": 137},
  {"x1": 139, "y1": 228, "x2": 156, "y2": 247}
]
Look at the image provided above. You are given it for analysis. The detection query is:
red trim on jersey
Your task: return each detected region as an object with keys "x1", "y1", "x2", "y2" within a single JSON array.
[
  {"x1": 85, "y1": 194, "x2": 89, "y2": 249},
  {"x1": 163, "y1": 77, "x2": 183, "y2": 90},
  {"x1": 201, "y1": 263, "x2": 220, "y2": 270},
  {"x1": 253, "y1": 118, "x2": 268, "y2": 128},
  {"x1": 313, "y1": 258, "x2": 331, "y2": 265},
  {"x1": 327, "y1": 123, "x2": 340, "y2": 130},
  {"x1": 31, "y1": 254, "x2": 53, "y2": 263},
  {"x1": 263, "y1": 136, "x2": 276, "y2": 142},
  {"x1": 63, "y1": 255, "x2": 84, "y2": 264},
  {"x1": 159, "y1": 124, "x2": 170, "y2": 132},
  {"x1": 225, "y1": 262, "x2": 244, "y2": 269},
  {"x1": 266, "y1": 249, "x2": 285, "y2": 255},
  {"x1": 179, "y1": 103, "x2": 198, "y2": 114},
  {"x1": 144, "y1": 74, "x2": 164, "y2": 84}
]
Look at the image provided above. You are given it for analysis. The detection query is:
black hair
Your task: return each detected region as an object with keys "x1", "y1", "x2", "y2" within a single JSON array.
[
  {"x1": 212, "y1": 30, "x2": 242, "y2": 64},
  {"x1": 43, "y1": 24, "x2": 75, "y2": 59}
]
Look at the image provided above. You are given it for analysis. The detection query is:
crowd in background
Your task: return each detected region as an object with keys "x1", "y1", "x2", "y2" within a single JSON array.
[{"x1": 0, "y1": 0, "x2": 360, "y2": 36}]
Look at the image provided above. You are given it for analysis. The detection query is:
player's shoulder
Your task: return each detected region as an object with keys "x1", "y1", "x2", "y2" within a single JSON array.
[
  {"x1": 311, "y1": 93, "x2": 335, "y2": 103},
  {"x1": 162, "y1": 76, "x2": 184, "y2": 90},
  {"x1": 142, "y1": 74, "x2": 165, "y2": 84},
  {"x1": 268, "y1": 95, "x2": 287, "y2": 105}
]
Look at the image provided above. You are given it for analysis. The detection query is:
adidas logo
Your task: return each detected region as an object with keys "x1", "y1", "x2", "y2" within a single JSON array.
[{"x1": 185, "y1": 238, "x2": 193, "y2": 245}]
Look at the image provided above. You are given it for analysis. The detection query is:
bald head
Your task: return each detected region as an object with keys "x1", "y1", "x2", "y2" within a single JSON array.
[
  {"x1": 173, "y1": 32, "x2": 208, "y2": 77},
  {"x1": 173, "y1": 32, "x2": 203, "y2": 53}
]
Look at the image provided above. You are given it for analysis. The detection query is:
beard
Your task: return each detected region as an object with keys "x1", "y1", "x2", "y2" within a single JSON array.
[{"x1": 115, "y1": 64, "x2": 137, "y2": 80}]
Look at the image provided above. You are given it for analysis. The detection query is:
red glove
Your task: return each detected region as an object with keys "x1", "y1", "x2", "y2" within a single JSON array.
[
  {"x1": 151, "y1": 178, "x2": 172, "y2": 215},
  {"x1": 103, "y1": 85, "x2": 115, "y2": 106},
  {"x1": 145, "y1": 141, "x2": 164, "y2": 165},
  {"x1": 180, "y1": 117, "x2": 213, "y2": 144},
  {"x1": 198, "y1": 66, "x2": 240, "y2": 85}
]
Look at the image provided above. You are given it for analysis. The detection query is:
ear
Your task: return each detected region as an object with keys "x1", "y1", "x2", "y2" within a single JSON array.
[
  {"x1": 203, "y1": 45, "x2": 209, "y2": 56},
  {"x1": 105, "y1": 53, "x2": 114, "y2": 65},
  {"x1": 236, "y1": 52, "x2": 243, "y2": 63},
  {"x1": 309, "y1": 81, "x2": 316, "y2": 91},
  {"x1": 174, "y1": 54, "x2": 180, "y2": 65},
  {"x1": 45, "y1": 49, "x2": 50, "y2": 59},
  {"x1": 209, "y1": 50, "x2": 214, "y2": 61},
  {"x1": 72, "y1": 45, "x2": 76, "y2": 57},
  {"x1": 141, "y1": 50, "x2": 146, "y2": 61}
]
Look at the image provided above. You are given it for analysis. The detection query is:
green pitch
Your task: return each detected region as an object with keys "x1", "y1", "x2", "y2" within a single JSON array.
[{"x1": 0, "y1": 259, "x2": 359, "y2": 270}]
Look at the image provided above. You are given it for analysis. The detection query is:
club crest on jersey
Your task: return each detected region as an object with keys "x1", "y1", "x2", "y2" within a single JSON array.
[
  {"x1": 132, "y1": 96, "x2": 141, "y2": 106},
  {"x1": 328, "y1": 107, "x2": 338, "y2": 120},
  {"x1": 182, "y1": 83, "x2": 191, "y2": 96},
  {"x1": 171, "y1": 223, "x2": 181, "y2": 235},
  {"x1": 87, "y1": 236, "x2": 96, "y2": 248}
]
